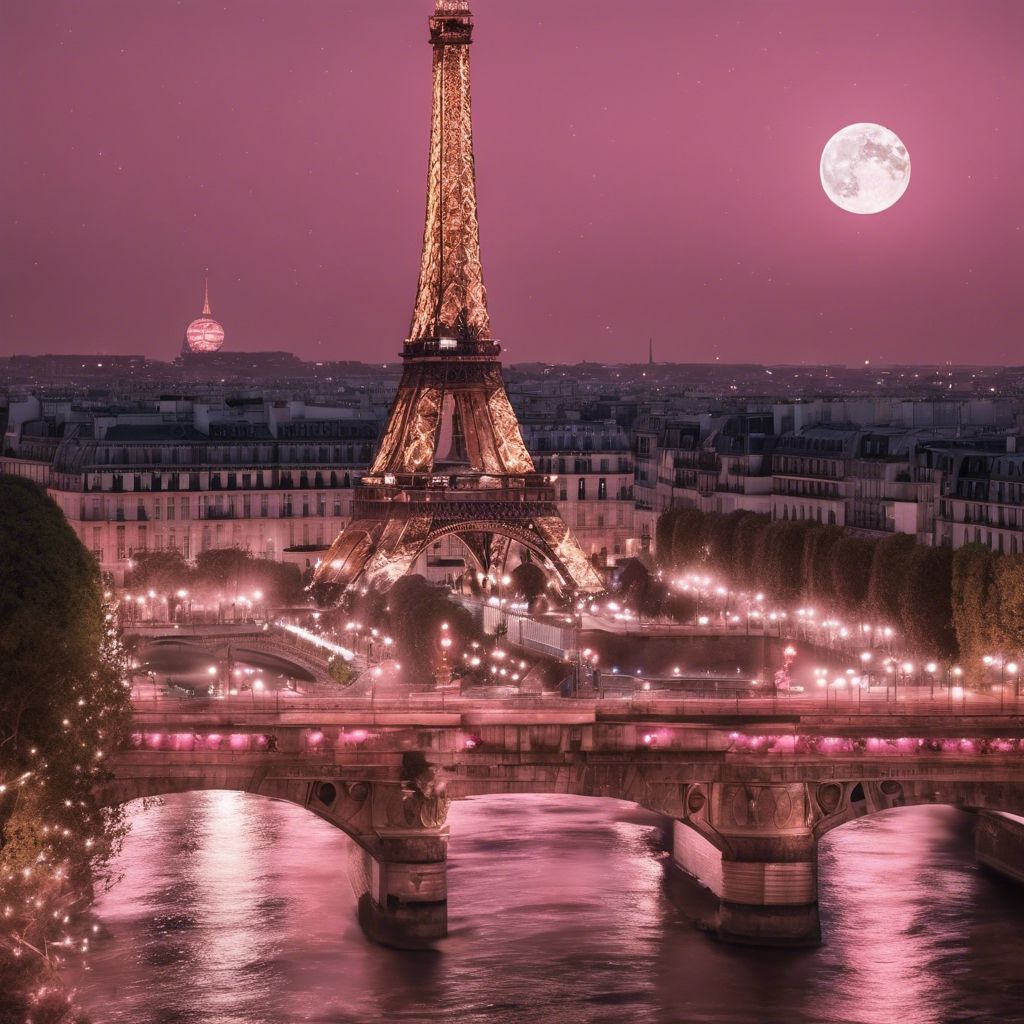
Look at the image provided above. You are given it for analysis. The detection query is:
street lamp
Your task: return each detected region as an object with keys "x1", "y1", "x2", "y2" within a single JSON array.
[
  {"x1": 950, "y1": 666, "x2": 963, "y2": 709},
  {"x1": 901, "y1": 661, "x2": 914, "y2": 701},
  {"x1": 925, "y1": 662, "x2": 937, "y2": 700},
  {"x1": 1006, "y1": 661, "x2": 1020, "y2": 703}
]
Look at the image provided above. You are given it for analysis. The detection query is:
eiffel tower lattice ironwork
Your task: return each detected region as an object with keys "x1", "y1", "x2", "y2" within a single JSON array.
[{"x1": 313, "y1": 0, "x2": 602, "y2": 597}]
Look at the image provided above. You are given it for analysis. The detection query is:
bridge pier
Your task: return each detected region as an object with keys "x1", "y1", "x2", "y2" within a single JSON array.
[
  {"x1": 357, "y1": 828, "x2": 449, "y2": 949},
  {"x1": 716, "y1": 837, "x2": 820, "y2": 946},
  {"x1": 672, "y1": 783, "x2": 821, "y2": 947}
]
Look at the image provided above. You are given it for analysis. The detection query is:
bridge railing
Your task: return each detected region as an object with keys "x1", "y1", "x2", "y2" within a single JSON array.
[{"x1": 127, "y1": 691, "x2": 1024, "y2": 719}]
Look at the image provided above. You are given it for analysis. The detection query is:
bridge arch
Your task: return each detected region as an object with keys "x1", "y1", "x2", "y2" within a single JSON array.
[
  {"x1": 98, "y1": 758, "x2": 451, "y2": 949},
  {"x1": 810, "y1": 778, "x2": 1024, "y2": 841}
]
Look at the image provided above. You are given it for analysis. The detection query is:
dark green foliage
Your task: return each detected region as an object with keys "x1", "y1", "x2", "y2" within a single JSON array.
[
  {"x1": 0, "y1": 475, "x2": 131, "y2": 1014},
  {"x1": 126, "y1": 546, "x2": 303, "y2": 610},
  {"x1": 668, "y1": 508, "x2": 707, "y2": 569},
  {"x1": 732, "y1": 513, "x2": 770, "y2": 588},
  {"x1": 384, "y1": 575, "x2": 480, "y2": 688},
  {"x1": 899, "y1": 545, "x2": 957, "y2": 658},
  {"x1": 990, "y1": 554, "x2": 1024, "y2": 655},
  {"x1": 801, "y1": 526, "x2": 844, "y2": 608},
  {"x1": 828, "y1": 536, "x2": 876, "y2": 612},
  {"x1": 950, "y1": 543, "x2": 997, "y2": 664},
  {"x1": 617, "y1": 558, "x2": 662, "y2": 617},
  {"x1": 194, "y1": 547, "x2": 303, "y2": 606},
  {"x1": 703, "y1": 511, "x2": 747, "y2": 572},
  {"x1": 654, "y1": 505, "x2": 968, "y2": 659},
  {"x1": 760, "y1": 520, "x2": 814, "y2": 602},
  {"x1": 509, "y1": 561, "x2": 547, "y2": 604},
  {"x1": 867, "y1": 533, "x2": 917, "y2": 625}
]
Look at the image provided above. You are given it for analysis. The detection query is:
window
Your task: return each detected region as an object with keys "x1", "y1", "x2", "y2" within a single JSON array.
[
  {"x1": 578, "y1": 478, "x2": 586, "y2": 501},
  {"x1": 167, "y1": 498, "x2": 175, "y2": 521},
  {"x1": 116, "y1": 525, "x2": 126, "y2": 561},
  {"x1": 598, "y1": 478, "x2": 607, "y2": 500},
  {"x1": 261, "y1": 495, "x2": 269, "y2": 517}
]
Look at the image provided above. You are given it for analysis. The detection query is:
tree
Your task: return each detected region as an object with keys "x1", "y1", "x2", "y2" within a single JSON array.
[
  {"x1": 760, "y1": 520, "x2": 813, "y2": 603},
  {"x1": 385, "y1": 575, "x2": 479, "y2": 687},
  {"x1": 509, "y1": 561, "x2": 547, "y2": 604},
  {"x1": 800, "y1": 525, "x2": 844, "y2": 609},
  {"x1": 0, "y1": 476, "x2": 131, "y2": 1016},
  {"x1": 193, "y1": 547, "x2": 303, "y2": 608},
  {"x1": 731, "y1": 512, "x2": 770, "y2": 588},
  {"x1": 828, "y1": 536, "x2": 876, "y2": 612},
  {"x1": 950, "y1": 542, "x2": 998, "y2": 665},
  {"x1": 899, "y1": 544, "x2": 956, "y2": 659},
  {"x1": 654, "y1": 509, "x2": 678, "y2": 568},
  {"x1": 990, "y1": 554, "x2": 1024, "y2": 656},
  {"x1": 617, "y1": 558, "x2": 663, "y2": 617},
  {"x1": 867, "y1": 533, "x2": 917, "y2": 626},
  {"x1": 668, "y1": 508, "x2": 708, "y2": 570},
  {"x1": 703, "y1": 510, "x2": 747, "y2": 576}
]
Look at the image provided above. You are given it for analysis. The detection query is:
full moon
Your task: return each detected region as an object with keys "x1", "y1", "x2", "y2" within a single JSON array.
[{"x1": 820, "y1": 123, "x2": 910, "y2": 214}]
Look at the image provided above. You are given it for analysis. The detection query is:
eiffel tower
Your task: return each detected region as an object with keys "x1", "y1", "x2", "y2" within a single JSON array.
[{"x1": 314, "y1": 0, "x2": 602, "y2": 598}]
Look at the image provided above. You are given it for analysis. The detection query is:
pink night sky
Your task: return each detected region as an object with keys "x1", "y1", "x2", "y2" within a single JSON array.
[{"x1": 2, "y1": 0, "x2": 1022, "y2": 365}]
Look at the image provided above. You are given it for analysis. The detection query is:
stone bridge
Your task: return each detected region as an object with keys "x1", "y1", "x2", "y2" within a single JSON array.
[
  {"x1": 100, "y1": 698, "x2": 1024, "y2": 949},
  {"x1": 136, "y1": 629, "x2": 339, "y2": 685}
]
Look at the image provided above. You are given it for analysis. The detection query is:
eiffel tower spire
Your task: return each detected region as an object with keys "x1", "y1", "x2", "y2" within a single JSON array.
[{"x1": 409, "y1": 0, "x2": 490, "y2": 347}]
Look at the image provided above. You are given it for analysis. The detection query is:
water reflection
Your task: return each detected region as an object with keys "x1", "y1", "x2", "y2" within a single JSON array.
[{"x1": 65, "y1": 795, "x2": 1024, "y2": 1024}]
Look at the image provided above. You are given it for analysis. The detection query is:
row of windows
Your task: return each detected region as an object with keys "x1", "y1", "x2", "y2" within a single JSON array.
[
  {"x1": 101, "y1": 521, "x2": 332, "y2": 562},
  {"x1": 772, "y1": 456, "x2": 842, "y2": 478},
  {"x1": 776, "y1": 503, "x2": 838, "y2": 526},
  {"x1": 84, "y1": 469, "x2": 355, "y2": 493},
  {"x1": 80, "y1": 492, "x2": 350, "y2": 522},
  {"x1": 88, "y1": 443, "x2": 373, "y2": 467}
]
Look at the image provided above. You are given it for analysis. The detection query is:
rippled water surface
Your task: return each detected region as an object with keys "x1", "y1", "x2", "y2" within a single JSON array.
[{"x1": 65, "y1": 794, "x2": 1024, "y2": 1024}]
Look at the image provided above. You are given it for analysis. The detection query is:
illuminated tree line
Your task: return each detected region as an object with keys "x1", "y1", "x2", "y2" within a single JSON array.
[
  {"x1": 125, "y1": 547, "x2": 304, "y2": 617},
  {"x1": 655, "y1": 507, "x2": 1024, "y2": 664},
  {"x1": 1, "y1": 476, "x2": 132, "y2": 1022}
]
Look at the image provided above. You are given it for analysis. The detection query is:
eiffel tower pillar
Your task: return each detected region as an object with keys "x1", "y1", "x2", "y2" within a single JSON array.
[{"x1": 314, "y1": 1, "x2": 602, "y2": 600}]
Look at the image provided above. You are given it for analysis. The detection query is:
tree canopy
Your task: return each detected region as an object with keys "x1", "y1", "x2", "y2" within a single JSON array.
[
  {"x1": 1, "y1": 475, "x2": 132, "y2": 1017},
  {"x1": 655, "y1": 504, "x2": 1024, "y2": 670}
]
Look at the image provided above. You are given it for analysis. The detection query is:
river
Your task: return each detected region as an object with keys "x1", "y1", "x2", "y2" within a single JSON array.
[{"x1": 63, "y1": 794, "x2": 1024, "y2": 1024}]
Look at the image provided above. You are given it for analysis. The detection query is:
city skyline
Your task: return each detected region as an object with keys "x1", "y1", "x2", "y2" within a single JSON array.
[{"x1": 3, "y1": 0, "x2": 1023, "y2": 365}]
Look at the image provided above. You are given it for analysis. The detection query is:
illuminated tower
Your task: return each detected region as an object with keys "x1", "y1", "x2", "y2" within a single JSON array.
[
  {"x1": 314, "y1": 0, "x2": 602, "y2": 597},
  {"x1": 183, "y1": 276, "x2": 225, "y2": 354}
]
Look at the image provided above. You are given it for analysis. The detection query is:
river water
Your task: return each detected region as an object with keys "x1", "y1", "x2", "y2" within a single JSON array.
[{"x1": 64, "y1": 794, "x2": 1024, "y2": 1024}]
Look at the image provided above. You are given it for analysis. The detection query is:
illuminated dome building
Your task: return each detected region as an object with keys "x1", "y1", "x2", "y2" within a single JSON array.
[{"x1": 182, "y1": 277, "x2": 225, "y2": 354}]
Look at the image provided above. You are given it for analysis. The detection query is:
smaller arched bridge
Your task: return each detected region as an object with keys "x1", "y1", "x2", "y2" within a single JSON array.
[{"x1": 102, "y1": 698, "x2": 1024, "y2": 949}]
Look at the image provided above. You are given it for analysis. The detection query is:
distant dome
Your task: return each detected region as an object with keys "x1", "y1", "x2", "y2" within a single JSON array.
[
  {"x1": 183, "y1": 276, "x2": 225, "y2": 354},
  {"x1": 185, "y1": 316, "x2": 225, "y2": 353}
]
